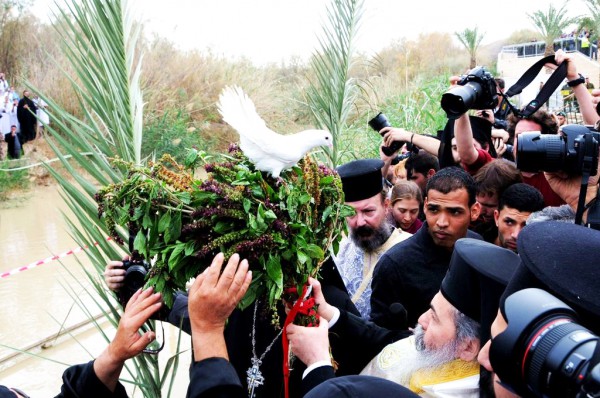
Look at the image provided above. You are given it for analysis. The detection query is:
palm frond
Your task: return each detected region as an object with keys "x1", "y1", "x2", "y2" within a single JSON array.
[
  {"x1": 32, "y1": 0, "x2": 180, "y2": 395},
  {"x1": 528, "y1": 2, "x2": 579, "y2": 54},
  {"x1": 455, "y1": 27, "x2": 485, "y2": 68},
  {"x1": 305, "y1": 0, "x2": 366, "y2": 167}
]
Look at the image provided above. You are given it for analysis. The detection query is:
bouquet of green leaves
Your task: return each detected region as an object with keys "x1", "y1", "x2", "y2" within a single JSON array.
[{"x1": 95, "y1": 144, "x2": 351, "y2": 318}]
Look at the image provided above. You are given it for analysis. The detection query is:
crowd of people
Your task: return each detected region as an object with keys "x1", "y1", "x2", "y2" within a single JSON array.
[
  {"x1": 0, "y1": 71, "x2": 50, "y2": 161},
  {"x1": 2, "y1": 49, "x2": 600, "y2": 398}
]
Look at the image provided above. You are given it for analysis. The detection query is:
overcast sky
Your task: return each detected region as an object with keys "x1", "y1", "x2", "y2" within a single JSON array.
[{"x1": 32, "y1": 0, "x2": 590, "y2": 65}]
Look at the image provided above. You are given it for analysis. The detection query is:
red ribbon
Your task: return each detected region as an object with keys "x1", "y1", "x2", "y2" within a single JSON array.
[{"x1": 281, "y1": 284, "x2": 319, "y2": 398}]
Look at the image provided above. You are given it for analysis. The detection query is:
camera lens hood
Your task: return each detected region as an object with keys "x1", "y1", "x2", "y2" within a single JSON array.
[
  {"x1": 516, "y1": 132, "x2": 565, "y2": 173},
  {"x1": 368, "y1": 112, "x2": 391, "y2": 132},
  {"x1": 490, "y1": 288, "x2": 577, "y2": 395}
]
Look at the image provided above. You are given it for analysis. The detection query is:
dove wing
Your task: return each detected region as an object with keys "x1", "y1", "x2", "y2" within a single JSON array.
[{"x1": 217, "y1": 86, "x2": 293, "y2": 162}]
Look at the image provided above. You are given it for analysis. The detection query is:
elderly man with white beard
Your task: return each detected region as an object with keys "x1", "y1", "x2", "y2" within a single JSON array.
[
  {"x1": 287, "y1": 239, "x2": 521, "y2": 398},
  {"x1": 360, "y1": 291, "x2": 480, "y2": 395}
]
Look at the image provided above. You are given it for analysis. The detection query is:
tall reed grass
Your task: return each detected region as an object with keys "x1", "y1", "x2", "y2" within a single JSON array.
[{"x1": 2, "y1": 3, "x2": 503, "y2": 165}]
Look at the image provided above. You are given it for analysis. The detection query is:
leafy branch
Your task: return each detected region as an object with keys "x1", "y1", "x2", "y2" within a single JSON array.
[{"x1": 96, "y1": 145, "x2": 351, "y2": 321}]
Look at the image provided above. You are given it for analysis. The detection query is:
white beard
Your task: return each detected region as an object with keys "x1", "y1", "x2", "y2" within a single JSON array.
[{"x1": 360, "y1": 325, "x2": 459, "y2": 387}]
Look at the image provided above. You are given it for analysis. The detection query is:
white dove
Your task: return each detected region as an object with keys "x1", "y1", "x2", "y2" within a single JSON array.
[{"x1": 217, "y1": 85, "x2": 333, "y2": 178}]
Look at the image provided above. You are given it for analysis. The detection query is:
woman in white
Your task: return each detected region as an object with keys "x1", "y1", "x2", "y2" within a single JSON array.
[
  {"x1": 36, "y1": 95, "x2": 50, "y2": 136},
  {"x1": 0, "y1": 94, "x2": 12, "y2": 135},
  {"x1": 8, "y1": 98, "x2": 19, "y2": 132}
]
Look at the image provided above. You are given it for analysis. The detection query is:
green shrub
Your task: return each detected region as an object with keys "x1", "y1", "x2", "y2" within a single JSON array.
[
  {"x1": 142, "y1": 109, "x2": 214, "y2": 162},
  {"x1": 336, "y1": 74, "x2": 450, "y2": 164},
  {"x1": 0, "y1": 160, "x2": 29, "y2": 199}
]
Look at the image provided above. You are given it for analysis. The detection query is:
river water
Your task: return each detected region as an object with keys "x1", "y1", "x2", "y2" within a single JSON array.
[{"x1": 0, "y1": 185, "x2": 190, "y2": 396}]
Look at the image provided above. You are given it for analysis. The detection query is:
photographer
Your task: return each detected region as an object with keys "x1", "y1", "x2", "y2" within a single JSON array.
[
  {"x1": 104, "y1": 253, "x2": 254, "y2": 398},
  {"x1": 105, "y1": 256, "x2": 192, "y2": 332},
  {"x1": 447, "y1": 50, "x2": 600, "y2": 176},
  {"x1": 452, "y1": 112, "x2": 495, "y2": 175},
  {"x1": 55, "y1": 287, "x2": 162, "y2": 398},
  {"x1": 380, "y1": 124, "x2": 491, "y2": 169},
  {"x1": 550, "y1": 50, "x2": 599, "y2": 126},
  {"x1": 380, "y1": 127, "x2": 446, "y2": 163},
  {"x1": 475, "y1": 139, "x2": 600, "y2": 398}
]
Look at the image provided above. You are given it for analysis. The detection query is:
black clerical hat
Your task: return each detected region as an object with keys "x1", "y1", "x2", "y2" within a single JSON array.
[
  {"x1": 336, "y1": 159, "x2": 384, "y2": 202},
  {"x1": 441, "y1": 238, "x2": 520, "y2": 342},
  {"x1": 304, "y1": 375, "x2": 419, "y2": 398},
  {"x1": 500, "y1": 221, "x2": 600, "y2": 333}
]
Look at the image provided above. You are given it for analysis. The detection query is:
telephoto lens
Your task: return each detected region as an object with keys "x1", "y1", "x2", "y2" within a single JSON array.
[
  {"x1": 490, "y1": 288, "x2": 599, "y2": 397},
  {"x1": 440, "y1": 67, "x2": 498, "y2": 119},
  {"x1": 368, "y1": 112, "x2": 405, "y2": 156},
  {"x1": 516, "y1": 132, "x2": 565, "y2": 172},
  {"x1": 516, "y1": 125, "x2": 599, "y2": 175}
]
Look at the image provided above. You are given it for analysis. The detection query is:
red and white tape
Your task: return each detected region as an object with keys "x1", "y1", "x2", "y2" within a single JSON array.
[{"x1": 0, "y1": 238, "x2": 112, "y2": 279}]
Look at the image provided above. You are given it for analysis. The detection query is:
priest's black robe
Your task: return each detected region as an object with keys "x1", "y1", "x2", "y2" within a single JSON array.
[{"x1": 17, "y1": 96, "x2": 37, "y2": 143}]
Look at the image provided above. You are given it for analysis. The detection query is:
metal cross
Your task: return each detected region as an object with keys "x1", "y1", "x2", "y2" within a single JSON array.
[{"x1": 247, "y1": 357, "x2": 265, "y2": 398}]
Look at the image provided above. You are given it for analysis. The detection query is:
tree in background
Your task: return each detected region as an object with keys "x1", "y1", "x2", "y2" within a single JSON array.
[
  {"x1": 528, "y1": 2, "x2": 578, "y2": 58},
  {"x1": 584, "y1": 0, "x2": 600, "y2": 36},
  {"x1": 455, "y1": 27, "x2": 485, "y2": 69},
  {"x1": 577, "y1": 16, "x2": 596, "y2": 36},
  {"x1": 0, "y1": 0, "x2": 33, "y2": 77},
  {"x1": 583, "y1": 0, "x2": 600, "y2": 63},
  {"x1": 0, "y1": 0, "x2": 31, "y2": 31}
]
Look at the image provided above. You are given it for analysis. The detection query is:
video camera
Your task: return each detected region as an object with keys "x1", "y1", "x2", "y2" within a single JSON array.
[
  {"x1": 440, "y1": 66, "x2": 498, "y2": 119},
  {"x1": 490, "y1": 288, "x2": 600, "y2": 398}
]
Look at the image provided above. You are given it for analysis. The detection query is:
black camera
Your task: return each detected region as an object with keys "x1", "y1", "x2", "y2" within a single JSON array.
[
  {"x1": 368, "y1": 112, "x2": 406, "y2": 156},
  {"x1": 490, "y1": 288, "x2": 600, "y2": 397},
  {"x1": 118, "y1": 258, "x2": 150, "y2": 306},
  {"x1": 441, "y1": 66, "x2": 498, "y2": 119},
  {"x1": 516, "y1": 124, "x2": 599, "y2": 175}
]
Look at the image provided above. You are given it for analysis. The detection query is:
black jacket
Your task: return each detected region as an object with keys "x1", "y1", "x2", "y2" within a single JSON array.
[
  {"x1": 54, "y1": 360, "x2": 128, "y2": 398},
  {"x1": 370, "y1": 223, "x2": 482, "y2": 329}
]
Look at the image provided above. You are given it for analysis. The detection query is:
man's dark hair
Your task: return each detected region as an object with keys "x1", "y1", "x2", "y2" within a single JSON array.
[
  {"x1": 474, "y1": 159, "x2": 523, "y2": 197},
  {"x1": 495, "y1": 78, "x2": 505, "y2": 90},
  {"x1": 405, "y1": 150, "x2": 440, "y2": 179},
  {"x1": 506, "y1": 108, "x2": 558, "y2": 141},
  {"x1": 498, "y1": 183, "x2": 545, "y2": 213},
  {"x1": 425, "y1": 166, "x2": 477, "y2": 206}
]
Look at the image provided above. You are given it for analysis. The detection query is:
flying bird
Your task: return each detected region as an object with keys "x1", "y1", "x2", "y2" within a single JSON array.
[{"x1": 217, "y1": 85, "x2": 333, "y2": 178}]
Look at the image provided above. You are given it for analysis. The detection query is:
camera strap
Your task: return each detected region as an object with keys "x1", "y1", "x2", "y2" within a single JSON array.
[
  {"x1": 574, "y1": 133, "x2": 598, "y2": 225},
  {"x1": 504, "y1": 55, "x2": 568, "y2": 118}
]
